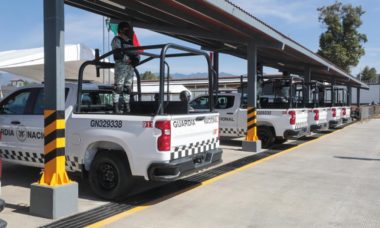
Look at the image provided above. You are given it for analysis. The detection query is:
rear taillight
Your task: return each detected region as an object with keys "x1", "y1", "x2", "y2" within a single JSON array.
[
  {"x1": 332, "y1": 108, "x2": 336, "y2": 117},
  {"x1": 155, "y1": 120, "x2": 171, "y2": 152},
  {"x1": 313, "y1": 109, "x2": 319, "y2": 121},
  {"x1": 342, "y1": 108, "x2": 346, "y2": 116},
  {"x1": 288, "y1": 110, "x2": 296, "y2": 125}
]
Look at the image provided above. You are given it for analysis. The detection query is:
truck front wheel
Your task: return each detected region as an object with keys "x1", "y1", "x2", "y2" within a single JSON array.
[
  {"x1": 89, "y1": 150, "x2": 134, "y2": 201},
  {"x1": 257, "y1": 127, "x2": 275, "y2": 148}
]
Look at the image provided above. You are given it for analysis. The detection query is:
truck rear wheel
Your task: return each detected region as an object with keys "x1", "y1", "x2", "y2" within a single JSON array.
[
  {"x1": 258, "y1": 127, "x2": 275, "y2": 148},
  {"x1": 89, "y1": 150, "x2": 134, "y2": 201},
  {"x1": 275, "y1": 137, "x2": 287, "y2": 144}
]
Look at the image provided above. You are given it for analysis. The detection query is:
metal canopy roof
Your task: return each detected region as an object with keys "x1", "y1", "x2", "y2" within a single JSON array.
[{"x1": 64, "y1": 0, "x2": 368, "y2": 89}]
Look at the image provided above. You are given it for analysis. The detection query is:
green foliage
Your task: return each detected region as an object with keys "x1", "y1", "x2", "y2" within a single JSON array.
[
  {"x1": 357, "y1": 66, "x2": 378, "y2": 83},
  {"x1": 140, "y1": 71, "x2": 174, "y2": 80},
  {"x1": 317, "y1": 1, "x2": 367, "y2": 72},
  {"x1": 141, "y1": 71, "x2": 158, "y2": 81}
]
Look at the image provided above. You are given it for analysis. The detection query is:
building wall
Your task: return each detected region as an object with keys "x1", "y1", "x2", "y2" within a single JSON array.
[{"x1": 351, "y1": 84, "x2": 380, "y2": 105}]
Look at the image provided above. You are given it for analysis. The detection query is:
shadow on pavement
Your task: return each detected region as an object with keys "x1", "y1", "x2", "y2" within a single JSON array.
[
  {"x1": 220, "y1": 139, "x2": 242, "y2": 147},
  {"x1": 4, "y1": 202, "x2": 29, "y2": 216},
  {"x1": 1, "y1": 162, "x2": 101, "y2": 202},
  {"x1": 268, "y1": 143, "x2": 298, "y2": 151},
  {"x1": 334, "y1": 156, "x2": 380, "y2": 161}
]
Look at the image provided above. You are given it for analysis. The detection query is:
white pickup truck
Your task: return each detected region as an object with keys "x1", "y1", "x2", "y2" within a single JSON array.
[
  {"x1": 308, "y1": 107, "x2": 328, "y2": 132},
  {"x1": 323, "y1": 86, "x2": 348, "y2": 128},
  {"x1": 341, "y1": 106, "x2": 351, "y2": 123},
  {"x1": 0, "y1": 83, "x2": 221, "y2": 200},
  {"x1": 327, "y1": 105, "x2": 351, "y2": 127},
  {"x1": 0, "y1": 44, "x2": 222, "y2": 200},
  {"x1": 335, "y1": 87, "x2": 351, "y2": 123},
  {"x1": 306, "y1": 81, "x2": 329, "y2": 132},
  {"x1": 190, "y1": 91, "x2": 309, "y2": 148},
  {"x1": 190, "y1": 75, "x2": 310, "y2": 148}
]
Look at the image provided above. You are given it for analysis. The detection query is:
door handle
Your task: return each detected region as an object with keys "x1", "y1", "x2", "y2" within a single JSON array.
[
  {"x1": 226, "y1": 112, "x2": 234, "y2": 115},
  {"x1": 11, "y1": 121, "x2": 20, "y2": 125}
]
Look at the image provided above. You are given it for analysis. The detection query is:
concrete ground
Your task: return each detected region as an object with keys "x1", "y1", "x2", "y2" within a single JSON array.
[
  {"x1": 1, "y1": 119, "x2": 379, "y2": 227},
  {"x1": 104, "y1": 119, "x2": 380, "y2": 228},
  {"x1": 0, "y1": 135, "x2": 251, "y2": 227}
]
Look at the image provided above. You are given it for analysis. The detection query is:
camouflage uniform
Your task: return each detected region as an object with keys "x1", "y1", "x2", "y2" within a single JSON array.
[{"x1": 111, "y1": 36, "x2": 134, "y2": 105}]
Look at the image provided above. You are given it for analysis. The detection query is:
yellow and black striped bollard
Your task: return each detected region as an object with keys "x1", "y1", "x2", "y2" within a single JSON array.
[
  {"x1": 39, "y1": 110, "x2": 71, "y2": 186},
  {"x1": 246, "y1": 106, "x2": 259, "y2": 141}
]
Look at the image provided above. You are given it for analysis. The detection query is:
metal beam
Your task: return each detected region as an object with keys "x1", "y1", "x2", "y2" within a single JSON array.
[
  {"x1": 133, "y1": 21, "x2": 248, "y2": 44},
  {"x1": 304, "y1": 65, "x2": 311, "y2": 104},
  {"x1": 212, "y1": 51, "x2": 219, "y2": 94},
  {"x1": 128, "y1": 0, "x2": 219, "y2": 32},
  {"x1": 242, "y1": 41, "x2": 261, "y2": 152},
  {"x1": 181, "y1": 0, "x2": 285, "y2": 44},
  {"x1": 347, "y1": 86, "x2": 352, "y2": 106},
  {"x1": 331, "y1": 79, "x2": 336, "y2": 106},
  {"x1": 357, "y1": 87, "x2": 361, "y2": 106},
  {"x1": 258, "y1": 56, "x2": 326, "y2": 71},
  {"x1": 30, "y1": 0, "x2": 77, "y2": 219}
]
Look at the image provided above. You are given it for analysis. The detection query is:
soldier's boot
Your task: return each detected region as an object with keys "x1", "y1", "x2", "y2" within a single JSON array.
[{"x1": 123, "y1": 102, "x2": 130, "y2": 114}]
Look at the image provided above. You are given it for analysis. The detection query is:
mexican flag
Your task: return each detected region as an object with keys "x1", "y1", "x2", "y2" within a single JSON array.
[{"x1": 108, "y1": 21, "x2": 142, "y2": 51}]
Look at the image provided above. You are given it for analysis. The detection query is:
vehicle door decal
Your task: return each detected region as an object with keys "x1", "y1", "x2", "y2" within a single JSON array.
[{"x1": 171, "y1": 138, "x2": 218, "y2": 161}]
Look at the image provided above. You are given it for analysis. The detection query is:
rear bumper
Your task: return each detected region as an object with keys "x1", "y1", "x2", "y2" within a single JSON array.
[
  {"x1": 284, "y1": 127, "x2": 308, "y2": 139},
  {"x1": 311, "y1": 122, "x2": 328, "y2": 132},
  {"x1": 148, "y1": 148, "x2": 223, "y2": 181},
  {"x1": 329, "y1": 119, "x2": 343, "y2": 129},
  {"x1": 342, "y1": 117, "x2": 351, "y2": 123}
]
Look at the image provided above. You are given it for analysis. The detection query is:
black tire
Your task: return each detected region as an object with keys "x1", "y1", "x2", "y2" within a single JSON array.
[
  {"x1": 257, "y1": 127, "x2": 275, "y2": 148},
  {"x1": 275, "y1": 137, "x2": 287, "y2": 144},
  {"x1": 89, "y1": 150, "x2": 134, "y2": 201}
]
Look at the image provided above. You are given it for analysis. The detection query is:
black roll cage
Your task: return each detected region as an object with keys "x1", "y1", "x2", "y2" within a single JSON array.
[
  {"x1": 239, "y1": 75, "x2": 306, "y2": 109},
  {"x1": 76, "y1": 43, "x2": 215, "y2": 114},
  {"x1": 324, "y1": 85, "x2": 349, "y2": 107},
  {"x1": 305, "y1": 81, "x2": 326, "y2": 108}
]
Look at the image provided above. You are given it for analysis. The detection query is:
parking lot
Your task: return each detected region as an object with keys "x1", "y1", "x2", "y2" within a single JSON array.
[{"x1": 0, "y1": 119, "x2": 378, "y2": 227}]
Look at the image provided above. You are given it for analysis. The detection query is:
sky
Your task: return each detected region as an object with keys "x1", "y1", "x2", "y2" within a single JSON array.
[{"x1": 0, "y1": 0, "x2": 379, "y2": 81}]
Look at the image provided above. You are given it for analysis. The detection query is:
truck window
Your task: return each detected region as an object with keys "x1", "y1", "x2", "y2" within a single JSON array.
[
  {"x1": 215, "y1": 96, "x2": 234, "y2": 109},
  {"x1": 190, "y1": 95, "x2": 234, "y2": 109},
  {"x1": 79, "y1": 90, "x2": 114, "y2": 113},
  {"x1": 190, "y1": 96, "x2": 209, "y2": 109},
  {"x1": 32, "y1": 88, "x2": 70, "y2": 115},
  {"x1": 258, "y1": 80, "x2": 291, "y2": 109},
  {"x1": 0, "y1": 90, "x2": 32, "y2": 115}
]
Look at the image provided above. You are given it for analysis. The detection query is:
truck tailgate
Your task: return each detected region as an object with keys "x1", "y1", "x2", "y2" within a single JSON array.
[
  {"x1": 319, "y1": 108, "x2": 328, "y2": 123},
  {"x1": 170, "y1": 113, "x2": 219, "y2": 160},
  {"x1": 295, "y1": 109, "x2": 308, "y2": 129}
]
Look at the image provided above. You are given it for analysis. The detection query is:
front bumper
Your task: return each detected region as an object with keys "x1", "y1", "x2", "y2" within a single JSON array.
[
  {"x1": 148, "y1": 148, "x2": 223, "y2": 181},
  {"x1": 284, "y1": 127, "x2": 308, "y2": 139}
]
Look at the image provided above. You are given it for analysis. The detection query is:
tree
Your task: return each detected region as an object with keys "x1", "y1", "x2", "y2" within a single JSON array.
[
  {"x1": 317, "y1": 1, "x2": 367, "y2": 72},
  {"x1": 357, "y1": 66, "x2": 377, "y2": 83},
  {"x1": 141, "y1": 71, "x2": 158, "y2": 80}
]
